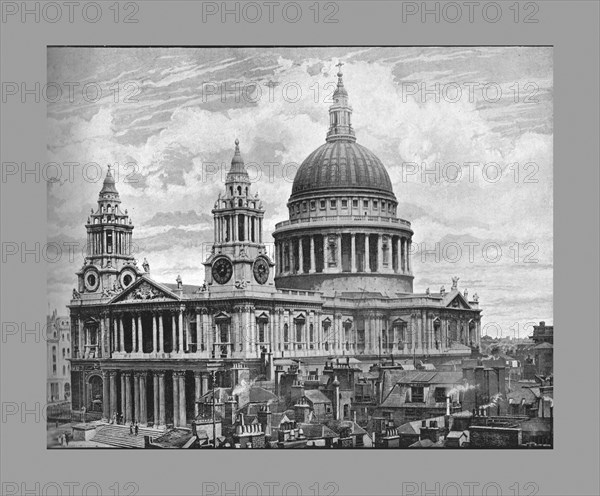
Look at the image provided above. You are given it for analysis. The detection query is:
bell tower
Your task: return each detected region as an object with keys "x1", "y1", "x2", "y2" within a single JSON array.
[
  {"x1": 75, "y1": 166, "x2": 143, "y2": 298},
  {"x1": 205, "y1": 139, "x2": 274, "y2": 291}
]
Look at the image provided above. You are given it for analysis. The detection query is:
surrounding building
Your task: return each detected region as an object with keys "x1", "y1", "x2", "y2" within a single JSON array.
[
  {"x1": 67, "y1": 67, "x2": 483, "y2": 434},
  {"x1": 47, "y1": 310, "x2": 71, "y2": 403}
]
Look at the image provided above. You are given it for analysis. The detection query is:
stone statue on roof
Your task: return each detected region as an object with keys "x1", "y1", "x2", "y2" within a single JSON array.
[{"x1": 451, "y1": 276, "x2": 459, "y2": 290}]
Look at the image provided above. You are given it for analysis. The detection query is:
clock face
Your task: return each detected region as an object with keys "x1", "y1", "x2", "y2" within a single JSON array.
[
  {"x1": 212, "y1": 257, "x2": 233, "y2": 284},
  {"x1": 253, "y1": 257, "x2": 270, "y2": 285}
]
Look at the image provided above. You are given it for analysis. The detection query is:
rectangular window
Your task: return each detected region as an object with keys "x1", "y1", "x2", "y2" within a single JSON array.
[
  {"x1": 310, "y1": 201, "x2": 316, "y2": 210},
  {"x1": 341, "y1": 199, "x2": 348, "y2": 209},
  {"x1": 302, "y1": 202, "x2": 307, "y2": 212},
  {"x1": 330, "y1": 199, "x2": 337, "y2": 209},
  {"x1": 373, "y1": 201, "x2": 378, "y2": 209},
  {"x1": 381, "y1": 201, "x2": 385, "y2": 210},
  {"x1": 352, "y1": 199, "x2": 358, "y2": 208},
  {"x1": 411, "y1": 386, "x2": 424, "y2": 403},
  {"x1": 434, "y1": 387, "x2": 447, "y2": 403},
  {"x1": 320, "y1": 200, "x2": 326, "y2": 210},
  {"x1": 363, "y1": 200, "x2": 369, "y2": 209}
]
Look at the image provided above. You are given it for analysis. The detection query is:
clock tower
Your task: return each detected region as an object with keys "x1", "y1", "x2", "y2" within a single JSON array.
[
  {"x1": 75, "y1": 165, "x2": 144, "y2": 299},
  {"x1": 205, "y1": 139, "x2": 274, "y2": 292}
]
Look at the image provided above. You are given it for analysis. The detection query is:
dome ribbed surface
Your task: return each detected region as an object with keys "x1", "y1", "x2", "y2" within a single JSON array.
[{"x1": 291, "y1": 140, "x2": 394, "y2": 197}]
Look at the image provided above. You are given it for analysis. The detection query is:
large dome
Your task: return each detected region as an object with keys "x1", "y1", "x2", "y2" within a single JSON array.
[{"x1": 291, "y1": 139, "x2": 395, "y2": 199}]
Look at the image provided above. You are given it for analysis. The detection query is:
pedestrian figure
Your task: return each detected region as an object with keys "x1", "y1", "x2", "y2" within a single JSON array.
[
  {"x1": 135, "y1": 422, "x2": 139, "y2": 436},
  {"x1": 58, "y1": 433, "x2": 63, "y2": 446},
  {"x1": 64, "y1": 433, "x2": 69, "y2": 446},
  {"x1": 129, "y1": 422, "x2": 133, "y2": 435}
]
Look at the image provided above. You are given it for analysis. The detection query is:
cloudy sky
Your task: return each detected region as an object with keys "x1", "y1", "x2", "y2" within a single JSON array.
[{"x1": 47, "y1": 46, "x2": 553, "y2": 338}]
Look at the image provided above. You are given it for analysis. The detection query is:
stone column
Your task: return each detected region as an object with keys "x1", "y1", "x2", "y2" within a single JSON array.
[
  {"x1": 109, "y1": 371, "x2": 117, "y2": 419},
  {"x1": 131, "y1": 317, "x2": 136, "y2": 353},
  {"x1": 178, "y1": 372, "x2": 187, "y2": 427},
  {"x1": 407, "y1": 241, "x2": 411, "y2": 273},
  {"x1": 99, "y1": 317, "x2": 105, "y2": 358},
  {"x1": 289, "y1": 239, "x2": 295, "y2": 274},
  {"x1": 119, "y1": 317, "x2": 124, "y2": 353},
  {"x1": 172, "y1": 373, "x2": 180, "y2": 427},
  {"x1": 202, "y1": 373, "x2": 209, "y2": 397},
  {"x1": 298, "y1": 236, "x2": 304, "y2": 274},
  {"x1": 350, "y1": 233, "x2": 357, "y2": 272},
  {"x1": 233, "y1": 215, "x2": 238, "y2": 242},
  {"x1": 137, "y1": 315, "x2": 143, "y2": 353},
  {"x1": 395, "y1": 237, "x2": 401, "y2": 273},
  {"x1": 120, "y1": 373, "x2": 126, "y2": 422},
  {"x1": 125, "y1": 372, "x2": 133, "y2": 423},
  {"x1": 196, "y1": 312, "x2": 201, "y2": 353},
  {"x1": 194, "y1": 371, "x2": 202, "y2": 417},
  {"x1": 158, "y1": 371, "x2": 166, "y2": 427},
  {"x1": 377, "y1": 235, "x2": 383, "y2": 273},
  {"x1": 178, "y1": 308, "x2": 184, "y2": 354},
  {"x1": 365, "y1": 234, "x2": 371, "y2": 272},
  {"x1": 203, "y1": 311, "x2": 211, "y2": 357},
  {"x1": 134, "y1": 372, "x2": 140, "y2": 423},
  {"x1": 184, "y1": 312, "x2": 190, "y2": 353},
  {"x1": 76, "y1": 317, "x2": 81, "y2": 358},
  {"x1": 336, "y1": 233, "x2": 342, "y2": 272},
  {"x1": 152, "y1": 313, "x2": 157, "y2": 353},
  {"x1": 153, "y1": 373, "x2": 159, "y2": 428},
  {"x1": 401, "y1": 238, "x2": 406, "y2": 273},
  {"x1": 112, "y1": 319, "x2": 118, "y2": 354},
  {"x1": 139, "y1": 372, "x2": 147, "y2": 426},
  {"x1": 171, "y1": 313, "x2": 176, "y2": 354},
  {"x1": 309, "y1": 236, "x2": 316, "y2": 273},
  {"x1": 158, "y1": 313, "x2": 164, "y2": 353},
  {"x1": 101, "y1": 371, "x2": 110, "y2": 421}
]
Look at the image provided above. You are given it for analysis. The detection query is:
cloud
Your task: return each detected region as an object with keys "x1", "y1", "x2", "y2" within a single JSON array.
[{"x1": 46, "y1": 47, "x2": 553, "y2": 334}]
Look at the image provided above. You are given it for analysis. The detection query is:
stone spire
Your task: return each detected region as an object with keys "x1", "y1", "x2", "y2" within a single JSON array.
[
  {"x1": 327, "y1": 62, "x2": 355, "y2": 142},
  {"x1": 99, "y1": 164, "x2": 120, "y2": 202},
  {"x1": 225, "y1": 139, "x2": 251, "y2": 193}
]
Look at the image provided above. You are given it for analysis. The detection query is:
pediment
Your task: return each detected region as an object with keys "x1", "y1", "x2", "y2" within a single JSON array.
[
  {"x1": 446, "y1": 293, "x2": 471, "y2": 310},
  {"x1": 110, "y1": 277, "x2": 179, "y2": 304}
]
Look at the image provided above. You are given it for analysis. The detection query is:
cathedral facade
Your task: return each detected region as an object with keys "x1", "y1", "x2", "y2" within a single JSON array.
[{"x1": 68, "y1": 69, "x2": 482, "y2": 428}]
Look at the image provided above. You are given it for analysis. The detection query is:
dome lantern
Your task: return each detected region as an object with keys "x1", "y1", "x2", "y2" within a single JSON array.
[{"x1": 326, "y1": 61, "x2": 355, "y2": 143}]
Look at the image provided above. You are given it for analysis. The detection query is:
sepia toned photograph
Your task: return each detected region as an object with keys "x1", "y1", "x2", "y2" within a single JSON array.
[{"x1": 46, "y1": 46, "x2": 553, "y2": 449}]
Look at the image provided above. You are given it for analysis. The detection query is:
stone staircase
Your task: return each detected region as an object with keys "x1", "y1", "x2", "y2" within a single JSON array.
[{"x1": 92, "y1": 424, "x2": 162, "y2": 448}]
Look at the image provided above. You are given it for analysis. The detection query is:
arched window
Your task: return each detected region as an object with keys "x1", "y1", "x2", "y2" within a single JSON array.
[
  {"x1": 283, "y1": 324, "x2": 289, "y2": 342},
  {"x1": 237, "y1": 186, "x2": 242, "y2": 195}
]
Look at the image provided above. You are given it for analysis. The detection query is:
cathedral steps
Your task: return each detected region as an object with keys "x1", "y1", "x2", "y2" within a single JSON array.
[{"x1": 92, "y1": 424, "x2": 161, "y2": 448}]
